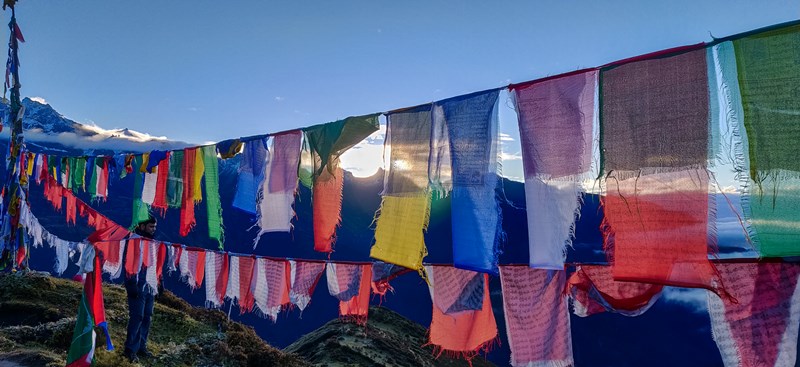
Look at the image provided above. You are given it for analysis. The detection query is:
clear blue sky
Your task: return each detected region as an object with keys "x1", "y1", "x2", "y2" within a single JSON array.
[{"x1": 14, "y1": 1, "x2": 798, "y2": 143}]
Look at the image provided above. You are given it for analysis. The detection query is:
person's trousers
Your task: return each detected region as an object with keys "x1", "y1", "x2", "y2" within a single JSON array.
[{"x1": 124, "y1": 278, "x2": 154, "y2": 355}]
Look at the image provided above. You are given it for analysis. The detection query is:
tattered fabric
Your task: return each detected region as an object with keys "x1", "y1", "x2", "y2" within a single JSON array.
[
  {"x1": 152, "y1": 152, "x2": 170, "y2": 214},
  {"x1": 253, "y1": 258, "x2": 291, "y2": 321},
  {"x1": 178, "y1": 247, "x2": 206, "y2": 290},
  {"x1": 179, "y1": 148, "x2": 197, "y2": 236},
  {"x1": 124, "y1": 238, "x2": 142, "y2": 278},
  {"x1": 232, "y1": 139, "x2": 267, "y2": 214},
  {"x1": 204, "y1": 251, "x2": 229, "y2": 308},
  {"x1": 512, "y1": 70, "x2": 596, "y2": 269},
  {"x1": 202, "y1": 146, "x2": 224, "y2": 248},
  {"x1": 326, "y1": 263, "x2": 371, "y2": 323},
  {"x1": 500, "y1": 267, "x2": 573, "y2": 367},
  {"x1": 130, "y1": 155, "x2": 150, "y2": 227},
  {"x1": 289, "y1": 260, "x2": 325, "y2": 311},
  {"x1": 312, "y1": 167, "x2": 344, "y2": 253},
  {"x1": 303, "y1": 114, "x2": 381, "y2": 181},
  {"x1": 226, "y1": 255, "x2": 256, "y2": 314},
  {"x1": 600, "y1": 48, "x2": 723, "y2": 293},
  {"x1": 568, "y1": 265, "x2": 662, "y2": 317},
  {"x1": 732, "y1": 25, "x2": 800, "y2": 256},
  {"x1": 254, "y1": 132, "x2": 301, "y2": 245},
  {"x1": 426, "y1": 265, "x2": 498, "y2": 358},
  {"x1": 142, "y1": 240, "x2": 161, "y2": 295},
  {"x1": 167, "y1": 150, "x2": 184, "y2": 208},
  {"x1": 708, "y1": 263, "x2": 800, "y2": 367},
  {"x1": 437, "y1": 90, "x2": 501, "y2": 274},
  {"x1": 371, "y1": 195, "x2": 430, "y2": 271}
]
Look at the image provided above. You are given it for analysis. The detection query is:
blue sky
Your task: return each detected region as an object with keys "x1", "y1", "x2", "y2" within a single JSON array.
[{"x1": 9, "y1": 1, "x2": 800, "y2": 181}]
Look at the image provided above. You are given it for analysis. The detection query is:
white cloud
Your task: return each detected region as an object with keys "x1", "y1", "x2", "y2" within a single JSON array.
[
  {"x1": 500, "y1": 151, "x2": 522, "y2": 161},
  {"x1": 188, "y1": 107, "x2": 199, "y2": 112},
  {"x1": 499, "y1": 133, "x2": 515, "y2": 142},
  {"x1": 275, "y1": 96, "x2": 285, "y2": 102},
  {"x1": 661, "y1": 287, "x2": 708, "y2": 313},
  {"x1": 1, "y1": 122, "x2": 191, "y2": 153},
  {"x1": 29, "y1": 96, "x2": 47, "y2": 105}
]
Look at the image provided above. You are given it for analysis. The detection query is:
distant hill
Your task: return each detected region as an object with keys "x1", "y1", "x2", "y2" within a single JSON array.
[
  {"x1": 286, "y1": 306, "x2": 495, "y2": 367},
  {"x1": 0, "y1": 272, "x2": 309, "y2": 367}
]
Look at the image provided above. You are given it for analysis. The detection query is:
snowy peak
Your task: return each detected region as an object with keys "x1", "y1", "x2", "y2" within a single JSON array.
[{"x1": 0, "y1": 97, "x2": 190, "y2": 155}]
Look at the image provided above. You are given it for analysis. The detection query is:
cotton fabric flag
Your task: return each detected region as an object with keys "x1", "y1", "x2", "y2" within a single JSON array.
[
  {"x1": 232, "y1": 139, "x2": 267, "y2": 214},
  {"x1": 97, "y1": 240, "x2": 126, "y2": 280},
  {"x1": 253, "y1": 258, "x2": 291, "y2": 321},
  {"x1": 708, "y1": 263, "x2": 800, "y2": 367},
  {"x1": 179, "y1": 247, "x2": 206, "y2": 290},
  {"x1": 143, "y1": 240, "x2": 161, "y2": 295},
  {"x1": 289, "y1": 260, "x2": 325, "y2": 311},
  {"x1": 304, "y1": 115, "x2": 380, "y2": 253},
  {"x1": 124, "y1": 238, "x2": 143, "y2": 279},
  {"x1": 426, "y1": 265, "x2": 498, "y2": 358},
  {"x1": 201, "y1": 145, "x2": 225, "y2": 248},
  {"x1": 180, "y1": 148, "x2": 198, "y2": 236},
  {"x1": 141, "y1": 170, "x2": 158, "y2": 205},
  {"x1": 131, "y1": 155, "x2": 150, "y2": 228},
  {"x1": 226, "y1": 255, "x2": 257, "y2": 314},
  {"x1": 371, "y1": 261, "x2": 413, "y2": 297},
  {"x1": 371, "y1": 105, "x2": 432, "y2": 271},
  {"x1": 204, "y1": 251, "x2": 229, "y2": 308},
  {"x1": 511, "y1": 70, "x2": 597, "y2": 269},
  {"x1": 568, "y1": 265, "x2": 662, "y2": 317},
  {"x1": 731, "y1": 25, "x2": 800, "y2": 256},
  {"x1": 312, "y1": 167, "x2": 344, "y2": 253},
  {"x1": 500, "y1": 267, "x2": 573, "y2": 367},
  {"x1": 254, "y1": 132, "x2": 302, "y2": 245},
  {"x1": 326, "y1": 263, "x2": 372, "y2": 323},
  {"x1": 65, "y1": 255, "x2": 113, "y2": 367},
  {"x1": 152, "y1": 152, "x2": 170, "y2": 215},
  {"x1": 436, "y1": 90, "x2": 502, "y2": 274},
  {"x1": 167, "y1": 150, "x2": 184, "y2": 208},
  {"x1": 371, "y1": 195, "x2": 430, "y2": 271},
  {"x1": 65, "y1": 192, "x2": 77, "y2": 225},
  {"x1": 601, "y1": 48, "x2": 723, "y2": 293}
]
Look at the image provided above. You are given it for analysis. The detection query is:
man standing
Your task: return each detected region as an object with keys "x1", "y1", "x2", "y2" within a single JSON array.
[{"x1": 124, "y1": 216, "x2": 157, "y2": 363}]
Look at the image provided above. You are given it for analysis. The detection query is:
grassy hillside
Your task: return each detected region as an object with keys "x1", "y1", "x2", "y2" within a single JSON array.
[{"x1": 0, "y1": 271, "x2": 309, "y2": 367}]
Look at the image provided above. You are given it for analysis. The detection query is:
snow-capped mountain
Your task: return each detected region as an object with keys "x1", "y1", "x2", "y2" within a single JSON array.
[{"x1": 0, "y1": 97, "x2": 190, "y2": 155}]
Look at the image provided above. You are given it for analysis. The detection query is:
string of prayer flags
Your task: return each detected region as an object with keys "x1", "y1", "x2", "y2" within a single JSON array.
[
  {"x1": 511, "y1": 70, "x2": 597, "y2": 269},
  {"x1": 500, "y1": 267, "x2": 573, "y2": 367},
  {"x1": 568, "y1": 265, "x2": 662, "y2": 317},
  {"x1": 371, "y1": 105, "x2": 432, "y2": 272},
  {"x1": 437, "y1": 90, "x2": 502, "y2": 274},
  {"x1": 226, "y1": 255, "x2": 257, "y2": 314},
  {"x1": 254, "y1": 258, "x2": 291, "y2": 321},
  {"x1": 179, "y1": 148, "x2": 198, "y2": 236},
  {"x1": 600, "y1": 47, "x2": 724, "y2": 294},
  {"x1": 731, "y1": 25, "x2": 800, "y2": 256},
  {"x1": 232, "y1": 138, "x2": 267, "y2": 214},
  {"x1": 707, "y1": 263, "x2": 800, "y2": 367},
  {"x1": 201, "y1": 146, "x2": 224, "y2": 248},
  {"x1": 326, "y1": 263, "x2": 372, "y2": 323},
  {"x1": 289, "y1": 260, "x2": 326, "y2": 312},
  {"x1": 178, "y1": 247, "x2": 206, "y2": 290},
  {"x1": 425, "y1": 265, "x2": 498, "y2": 359},
  {"x1": 304, "y1": 114, "x2": 380, "y2": 253},
  {"x1": 204, "y1": 251, "x2": 229, "y2": 308},
  {"x1": 254, "y1": 132, "x2": 302, "y2": 245}
]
